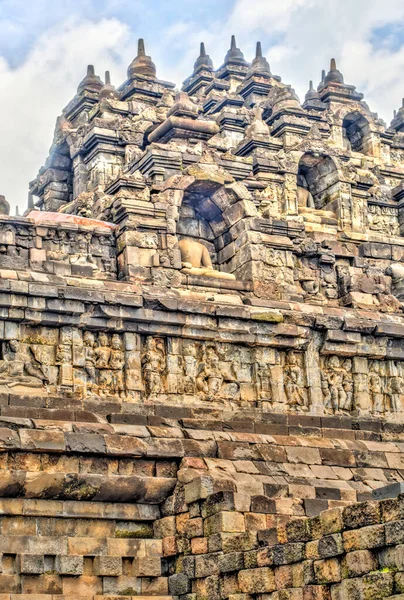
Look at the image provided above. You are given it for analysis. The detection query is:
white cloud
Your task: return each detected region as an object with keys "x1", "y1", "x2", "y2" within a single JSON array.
[
  {"x1": 225, "y1": 0, "x2": 404, "y2": 119},
  {"x1": 0, "y1": 17, "x2": 134, "y2": 213}
]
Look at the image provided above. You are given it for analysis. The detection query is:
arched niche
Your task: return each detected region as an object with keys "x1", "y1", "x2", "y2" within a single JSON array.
[
  {"x1": 297, "y1": 152, "x2": 339, "y2": 213},
  {"x1": 171, "y1": 170, "x2": 258, "y2": 277},
  {"x1": 342, "y1": 112, "x2": 371, "y2": 154},
  {"x1": 177, "y1": 190, "x2": 219, "y2": 265}
]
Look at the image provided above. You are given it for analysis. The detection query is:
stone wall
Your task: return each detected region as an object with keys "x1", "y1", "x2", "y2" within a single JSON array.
[
  {"x1": 0, "y1": 407, "x2": 402, "y2": 597},
  {"x1": 163, "y1": 493, "x2": 404, "y2": 600}
]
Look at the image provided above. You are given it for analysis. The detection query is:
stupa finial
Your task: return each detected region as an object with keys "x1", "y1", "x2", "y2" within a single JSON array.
[
  {"x1": 100, "y1": 70, "x2": 119, "y2": 100},
  {"x1": 127, "y1": 39, "x2": 157, "y2": 79},
  {"x1": 247, "y1": 41, "x2": 271, "y2": 77},
  {"x1": 192, "y1": 42, "x2": 214, "y2": 73},
  {"x1": 224, "y1": 35, "x2": 247, "y2": 64},
  {"x1": 77, "y1": 64, "x2": 103, "y2": 93},
  {"x1": 324, "y1": 57, "x2": 344, "y2": 85}
]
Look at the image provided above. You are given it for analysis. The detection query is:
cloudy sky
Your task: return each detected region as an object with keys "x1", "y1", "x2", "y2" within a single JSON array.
[{"x1": 1, "y1": 0, "x2": 404, "y2": 212}]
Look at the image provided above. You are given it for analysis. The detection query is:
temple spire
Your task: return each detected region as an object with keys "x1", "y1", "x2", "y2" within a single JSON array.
[
  {"x1": 99, "y1": 70, "x2": 119, "y2": 100},
  {"x1": 317, "y1": 69, "x2": 326, "y2": 91},
  {"x1": 247, "y1": 41, "x2": 271, "y2": 77},
  {"x1": 127, "y1": 38, "x2": 157, "y2": 79},
  {"x1": 324, "y1": 57, "x2": 344, "y2": 85},
  {"x1": 77, "y1": 64, "x2": 103, "y2": 94},
  {"x1": 305, "y1": 80, "x2": 319, "y2": 101},
  {"x1": 224, "y1": 34, "x2": 247, "y2": 64},
  {"x1": 193, "y1": 42, "x2": 214, "y2": 73}
]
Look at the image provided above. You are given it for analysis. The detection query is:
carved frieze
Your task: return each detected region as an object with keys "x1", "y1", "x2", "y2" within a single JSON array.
[{"x1": 0, "y1": 323, "x2": 403, "y2": 416}]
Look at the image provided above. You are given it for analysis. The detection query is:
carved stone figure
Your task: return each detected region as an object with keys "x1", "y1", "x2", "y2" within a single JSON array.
[
  {"x1": 71, "y1": 236, "x2": 99, "y2": 273},
  {"x1": 183, "y1": 354, "x2": 197, "y2": 395},
  {"x1": 255, "y1": 362, "x2": 272, "y2": 401},
  {"x1": 196, "y1": 346, "x2": 224, "y2": 400},
  {"x1": 369, "y1": 361, "x2": 384, "y2": 414},
  {"x1": 296, "y1": 174, "x2": 314, "y2": 209},
  {"x1": 284, "y1": 352, "x2": 307, "y2": 408},
  {"x1": 178, "y1": 238, "x2": 235, "y2": 280},
  {"x1": 388, "y1": 362, "x2": 403, "y2": 412},
  {"x1": 141, "y1": 337, "x2": 165, "y2": 395},
  {"x1": 322, "y1": 356, "x2": 354, "y2": 413},
  {"x1": 94, "y1": 332, "x2": 112, "y2": 394},
  {"x1": 0, "y1": 340, "x2": 49, "y2": 388},
  {"x1": 109, "y1": 334, "x2": 125, "y2": 398},
  {"x1": 83, "y1": 331, "x2": 96, "y2": 392},
  {"x1": 341, "y1": 359, "x2": 354, "y2": 411}
]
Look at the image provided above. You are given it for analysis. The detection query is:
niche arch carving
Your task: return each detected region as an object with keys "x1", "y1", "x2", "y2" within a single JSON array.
[{"x1": 168, "y1": 167, "x2": 259, "y2": 280}]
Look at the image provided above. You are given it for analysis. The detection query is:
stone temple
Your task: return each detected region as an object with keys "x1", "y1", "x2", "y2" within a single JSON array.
[{"x1": 1, "y1": 36, "x2": 404, "y2": 597}]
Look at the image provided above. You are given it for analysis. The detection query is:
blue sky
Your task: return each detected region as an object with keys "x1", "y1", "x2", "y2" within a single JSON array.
[{"x1": 2, "y1": 0, "x2": 404, "y2": 211}]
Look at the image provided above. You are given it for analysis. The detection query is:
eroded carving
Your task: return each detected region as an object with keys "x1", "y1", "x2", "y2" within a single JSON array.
[{"x1": 179, "y1": 238, "x2": 235, "y2": 280}]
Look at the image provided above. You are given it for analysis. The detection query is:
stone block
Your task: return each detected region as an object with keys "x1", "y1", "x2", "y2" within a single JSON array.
[
  {"x1": 285, "y1": 447, "x2": 321, "y2": 465},
  {"x1": 19, "y1": 430, "x2": 65, "y2": 452},
  {"x1": 341, "y1": 549, "x2": 377, "y2": 578},
  {"x1": 169, "y1": 573, "x2": 191, "y2": 595},
  {"x1": 306, "y1": 535, "x2": 343, "y2": 560},
  {"x1": 133, "y1": 557, "x2": 161, "y2": 577},
  {"x1": 55, "y1": 554, "x2": 84, "y2": 575},
  {"x1": 343, "y1": 524, "x2": 385, "y2": 551},
  {"x1": 385, "y1": 520, "x2": 404, "y2": 545},
  {"x1": 362, "y1": 571, "x2": 393, "y2": 599},
  {"x1": 378, "y1": 545, "x2": 404, "y2": 570},
  {"x1": 238, "y1": 567, "x2": 276, "y2": 594},
  {"x1": 313, "y1": 558, "x2": 341, "y2": 584},
  {"x1": 65, "y1": 433, "x2": 106, "y2": 453},
  {"x1": 342, "y1": 501, "x2": 381, "y2": 529},
  {"x1": 204, "y1": 511, "x2": 245, "y2": 535},
  {"x1": 93, "y1": 555, "x2": 122, "y2": 576},
  {"x1": 17, "y1": 554, "x2": 44, "y2": 574}
]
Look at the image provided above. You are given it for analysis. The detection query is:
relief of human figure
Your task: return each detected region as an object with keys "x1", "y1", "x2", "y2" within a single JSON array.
[
  {"x1": 141, "y1": 337, "x2": 166, "y2": 396},
  {"x1": 83, "y1": 331, "x2": 96, "y2": 392},
  {"x1": 0, "y1": 340, "x2": 49, "y2": 388},
  {"x1": 322, "y1": 356, "x2": 353, "y2": 414},
  {"x1": 322, "y1": 356, "x2": 342, "y2": 413},
  {"x1": 109, "y1": 334, "x2": 125, "y2": 398},
  {"x1": 196, "y1": 346, "x2": 223, "y2": 400},
  {"x1": 340, "y1": 359, "x2": 354, "y2": 412},
  {"x1": 255, "y1": 362, "x2": 272, "y2": 401},
  {"x1": 183, "y1": 354, "x2": 197, "y2": 395},
  {"x1": 284, "y1": 352, "x2": 307, "y2": 408},
  {"x1": 388, "y1": 362, "x2": 404, "y2": 412},
  {"x1": 369, "y1": 361, "x2": 384, "y2": 414},
  {"x1": 94, "y1": 332, "x2": 112, "y2": 395}
]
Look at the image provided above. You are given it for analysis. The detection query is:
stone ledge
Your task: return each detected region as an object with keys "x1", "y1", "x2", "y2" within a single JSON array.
[{"x1": 0, "y1": 498, "x2": 159, "y2": 520}]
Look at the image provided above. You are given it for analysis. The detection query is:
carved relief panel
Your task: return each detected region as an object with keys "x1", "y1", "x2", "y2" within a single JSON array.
[
  {"x1": 320, "y1": 355, "x2": 404, "y2": 415},
  {"x1": 2, "y1": 324, "x2": 403, "y2": 416},
  {"x1": 368, "y1": 203, "x2": 399, "y2": 236}
]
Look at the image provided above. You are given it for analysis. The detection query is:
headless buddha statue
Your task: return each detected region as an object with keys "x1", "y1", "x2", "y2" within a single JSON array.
[
  {"x1": 296, "y1": 174, "x2": 314, "y2": 209},
  {"x1": 179, "y1": 238, "x2": 236, "y2": 280}
]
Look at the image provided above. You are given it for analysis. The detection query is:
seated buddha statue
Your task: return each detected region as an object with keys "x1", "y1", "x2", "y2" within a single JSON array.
[{"x1": 179, "y1": 238, "x2": 236, "y2": 280}]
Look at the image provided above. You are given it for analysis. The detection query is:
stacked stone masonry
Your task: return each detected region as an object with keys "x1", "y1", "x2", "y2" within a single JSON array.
[{"x1": 3, "y1": 35, "x2": 404, "y2": 597}]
